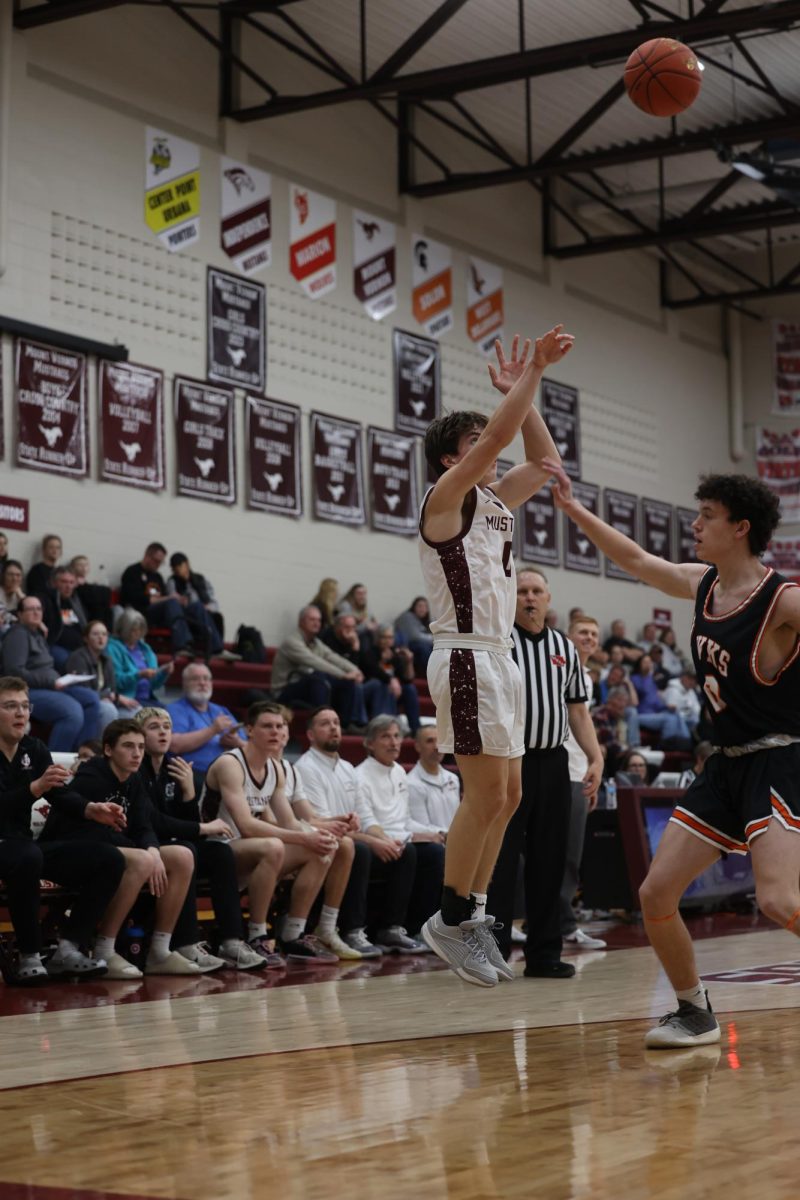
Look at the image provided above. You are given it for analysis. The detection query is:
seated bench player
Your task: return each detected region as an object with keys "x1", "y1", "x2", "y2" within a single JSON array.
[{"x1": 407, "y1": 725, "x2": 461, "y2": 838}]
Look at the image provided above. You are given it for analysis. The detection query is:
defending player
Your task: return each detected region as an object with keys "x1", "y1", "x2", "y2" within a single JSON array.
[
  {"x1": 419, "y1": 326, "x2": 574, "y2": 986},
  {"x1": 546, "y1": 460, "x2": 800, "y2": 1047}
]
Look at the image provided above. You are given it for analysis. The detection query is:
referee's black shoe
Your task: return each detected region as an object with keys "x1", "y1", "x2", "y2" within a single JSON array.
[{"x1": 524, "y1": 960, "x2": 576, "y2": 979}]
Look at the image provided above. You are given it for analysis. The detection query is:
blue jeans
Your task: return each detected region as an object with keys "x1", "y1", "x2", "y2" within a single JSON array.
[
  {"x1": 638, "y1": 710, "x2": 691, "y2": 745},
  {"x1": 624, "y1": 705, "x2": 641, "y2": 747},
  {"x1": 363, "y1": 679, "x2": 421, "y2": 733},
  {"x1": 30, "y1": 685, "x2": 101, "y2": 751},
  {"x1": 278, "y1": 672, "x2": 362, "y2": 728},
  {"x1": 146, "y1": 599, "x2": 223, "y2": 655}
]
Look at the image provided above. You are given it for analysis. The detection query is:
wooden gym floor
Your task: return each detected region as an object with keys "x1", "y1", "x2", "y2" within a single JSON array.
[{"x1": 1, "y1": 916, "x2": 799, "y2": 1200}]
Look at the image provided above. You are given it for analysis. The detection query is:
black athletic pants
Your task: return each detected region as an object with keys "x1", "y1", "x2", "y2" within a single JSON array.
[
  {"x1": 487, "y1": 746, "x2": 572, "y2": 965},
  {"x1": 0, "y1": 838, "x2": 125, "y2": 955},
  {"x1": 169, "y1": 840, "x2": 244, "y2": 947},
  {"x1": 339, "y1": 839, "x2": 443, "y2": 935}
]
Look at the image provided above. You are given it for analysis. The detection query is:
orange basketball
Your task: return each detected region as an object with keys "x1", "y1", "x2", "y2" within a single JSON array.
[{"x1": 624, "y1": 38, "x2": 702, "y2": 117}]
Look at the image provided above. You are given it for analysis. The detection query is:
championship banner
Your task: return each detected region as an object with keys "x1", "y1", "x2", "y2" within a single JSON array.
[
  {"x1": 541, "y1": 380, "x2": 581, "y2": 481},
  {"x1": 676, "y1": 506, "x2": 698, "y2": 562},
  {"x1": 206, "y1": 267, "x2": 266, "y2": 393},
  {"x1": 99, "y1": 361, "x2": 164, "y2": 491},
  {"x1": 756, "y1": 426, "x2": 800, "y2": 521},
  {"x1": 174, "y1": 377, "x2": 235, "y2": 505},
  {"x1": 353, "y1": 211, "x2": 396, "y2": 321},
  {"x1": 289, "y1": 185, "x2": 336, "y2": 300},
  {"x1": 393, "y1": 329, "x2": 440, "y2": 437},
  {"x1": 220, "y1": 158, "x2": 271, "y2": 276},
  {"x1": 145, "y1": 128, "x2": 200, "y2": 252},
  {"x1": 641, "y1": 498, "x2": 674, "y2": 561},
  {"x1": 246, "y1": 396, "x2": 302, "y2": 520},
  {"x1": 467, "y1": 257, "x2": 503, "y2": 354},
  {"x1": 563, "y1": 481, "x2": 600, "y2": 574},
  {"x1": 412, "y1": 235, "x2": 452, "y2": 338},
  {"x1": 763, "y1": 536, "x2": 800, "y2": 584},
  {"x1": 311, "y1": 413, "x2": 365, "y2": 526},
  {"x1": 772, "y1": 320, "x2": 800, "y2": 414},
  {"x1": 15, "y1": 339, "x2": 88, "y2": 478},
  {"x1": 604, "y1": 488, "x2": 638, "y2": 582},
  {"x1": 367, "y1": 427, "x2": 417, "y2": 537},
  {"x1": 518, "y1": 490, "x2": 559, "y2": 568}
]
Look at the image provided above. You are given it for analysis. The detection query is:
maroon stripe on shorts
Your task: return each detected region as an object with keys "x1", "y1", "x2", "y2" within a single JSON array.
[
  {"x1": 449, "y1": 648, "x2": 482, "y2": 755},
  {"x1": 437, "y1": 541, "x2": 473, "y2": 633}
]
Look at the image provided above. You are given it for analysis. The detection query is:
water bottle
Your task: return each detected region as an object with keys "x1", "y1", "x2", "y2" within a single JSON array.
[{"x1": 605, "y1": 779, "x2": 617, "y2": 810}]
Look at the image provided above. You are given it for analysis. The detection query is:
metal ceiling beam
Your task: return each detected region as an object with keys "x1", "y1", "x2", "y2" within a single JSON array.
[
  {"x1": 14, "y1": 0, "x2": 128, "y2": 28},
  {"x1": 231, "y1": 1, "x2": 800, "y2": 120},
  {"x1": 370, "y1": 0, "x2": 471, "y2": 84},
  {"x1": 665, "y1": 279, "x2": 800, "y2": 307}
]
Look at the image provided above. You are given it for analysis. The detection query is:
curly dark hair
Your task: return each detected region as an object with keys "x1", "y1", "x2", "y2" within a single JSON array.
[
  {"x1": 694, "y1": 474, "x2": 780, "y2": 557},
  {"x1": 424, "y1": 410, "x2": 488, "y2": 478}
]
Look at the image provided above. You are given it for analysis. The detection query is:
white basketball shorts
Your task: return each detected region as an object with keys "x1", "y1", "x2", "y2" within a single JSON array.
[{"x1": 427, "y1": 645, "x2": 524, "y2": 759}]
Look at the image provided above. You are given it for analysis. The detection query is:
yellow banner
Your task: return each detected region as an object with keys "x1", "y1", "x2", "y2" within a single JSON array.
[{"x1": 144, "y1": 170, "x2": 201, "y2": 233}]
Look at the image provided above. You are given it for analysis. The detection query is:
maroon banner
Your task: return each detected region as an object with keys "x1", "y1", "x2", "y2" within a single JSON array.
[
  {"x1": 367, "y1": 427, "x2": 418, "y2": 536},
  {"x1": 763, "y1": 536, "x2": 800, "y2": 584},
  {"x1": 541, "y1": 379, "x2": 580, "y2": 481},
  {"x1": 604, "y1": 488, "x2": 638, "y2": 582},
  {"x1": 311, "y1": 412, "x2": 365, "y2": 526},
  {"x1": 206, "y1": 267, "x2": 266, "y2": 393},
  {"x1": 564, "y1": 481, "x2": 600, "y2": 574},
  {"x1": 393, "y1": 329, "x2": 440, "y2": 436},
  {"x1": 676, "y1": 505, "x2": 698, "y2": 563},
  {"x1": 174, "y1": 377, "x2": 236, "y2": 505},
  {"x1": 641, "y1": 497, "x2": 674, "y2": 561},
  {"x1": 99, "y1": 361, "x2": 165, "y2": 491},
  {"x1": 246, "y1": 396, "x2": 302, "y2": 519},
  {"x1": 518, "y1": 489, "x2": 559, "y2": 568},
  {"x1": 15, "y1": 339, "x2": 87, "y2": 477},
  {"x1": 0, "y1": 340, "x2": 4, "y2": 461},
  {"x1": 0, "y1": 495, "x2": 29, "y2": 531}
]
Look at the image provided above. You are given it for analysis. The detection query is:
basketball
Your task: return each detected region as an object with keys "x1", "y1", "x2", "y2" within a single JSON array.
[{"x1": 624, "y1": 38, "x2": 702, "y2": 117}]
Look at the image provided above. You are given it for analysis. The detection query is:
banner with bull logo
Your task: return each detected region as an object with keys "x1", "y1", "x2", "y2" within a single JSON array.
[
  {"x1": 206, "y1": 267, "x2": 266, "y2": 393},
  {"x1": 353, "y1": 210, "x2": 396, "y2": 321},
  {"x1": 174, "y1": 377, "x2": 236, "y2": 505},
  {"x1": 411, "y1": 235, "x2": 452, "y2": 338},
  {"x1": 367, "y1": 427, "x2": 418, "y2": 536},
  {"x1": 15, "y1": 339, "x2": 88, "y2": 478},
  {"x1": 541, "y1": 379, "x2": 581, "y2": 481},
  {"x1": 676, "y1": 506, "x2": 698, "y2": 562},
  {"x1": 290, "y1": 185, "x2": 336, "y2": 300},
  {"x1": 517, "y1": 490, "x2": 560, "y2": 568},
  {"x1": 99, "y1": 360, "x2": 165, "y2": 491},
  {"x1": 563, "y1": 482, "x2": 600, "y2": 574},
  {"x1": 641, "y1": 497, "x2": 674, "y2": 561},
  {"x1": 311, "y1": 412, "x2": 365, "y2": 526},
  {"x1": 466, "y1": 256, "x2": 503, "y2": 354},
  {"x1": 246, "y1": 396, "x2": 302, "y2": 520},
  {"x1": 220, "y1": 158, "x2": 271, "y2": 276},
  {"x1": 144, "y1": 128, "x2": 200, "y2": 252},
  {"x1": 393, "y1": 329, "x2": 440, "y2": 438},
  {"x1": 604, "y1": 488, "x2": 638, "y2": 582}
]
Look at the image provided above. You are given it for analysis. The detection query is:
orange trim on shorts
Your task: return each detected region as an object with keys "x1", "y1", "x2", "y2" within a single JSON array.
[
  {"x1": 644, "y1": 910, "x2": 678, "y2": 923},
  {"x1": 670, "y1": 807, "x2": 748, "y2": 854},
  {"x1": 784, "y1": 907, "x2": 800, "y2": 932},
  {"x1": 771, "y1": 791, "x2": 800, "y2": 831}
]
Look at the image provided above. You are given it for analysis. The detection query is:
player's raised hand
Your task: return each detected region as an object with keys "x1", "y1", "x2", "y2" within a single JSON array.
[
  {"x1": 488, "y1": 334, "x2": 531, "y2": 395},
  {"x1": 532, "y1": 324, "x2": 575, "y2": 368},
  {"x1": 543, "y1": 456, "x2": 575, "y2": 510}
]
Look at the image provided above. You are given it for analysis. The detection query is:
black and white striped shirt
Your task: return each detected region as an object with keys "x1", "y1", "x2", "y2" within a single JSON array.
[{"x1": 511, "y1": 624, "x2": 588, "y2": 751}]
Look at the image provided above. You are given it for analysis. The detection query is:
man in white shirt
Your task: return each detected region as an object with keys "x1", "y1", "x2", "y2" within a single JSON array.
[
  {"x1": 407, "y1": 726, "x2": 460, "y2": 837},
  {"x1": 663, "y1": 669, "x2": 702, "y2": 733}
]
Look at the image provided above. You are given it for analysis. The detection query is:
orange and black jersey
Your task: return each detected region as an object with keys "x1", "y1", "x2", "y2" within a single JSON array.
[{"x1": 691, "y1": 566, "x2": 800, "y2": 747}]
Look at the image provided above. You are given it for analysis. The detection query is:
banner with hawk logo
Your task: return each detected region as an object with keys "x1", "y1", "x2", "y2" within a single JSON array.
[
  {"x1": 144, "y1": 128, "x2": 200, "y2": 252},
  {"x1": 353, "y1": 210, "x2": 396, "y2": 320},
  {"x1": 99, "y1": 361, "x2": 165, "y2": 491},
  {"x1": 466, "y1": 256, "x2": 503, "y2": 354},
  {"x1": 541, "y1": 379, "x2": 581, "y2": 481},
  {"x1": 517, "y1": 490, "x2": 559, "y2": 568},
  {"x1": 604, "y1": 489, "x2": 638, "y2": 582},
  {"x1": 411, "y1": 235, "x2": 452, "y2": 338},
  {"x1": 220, "y1": 158, "x2": 271, "y2": 276},
  {"x1": 641, "y1": 497, "x2": 674, "y2": 562},
  {"x1": 311, "y1": 412, "x2": 365, "y2": 526},
  {"x1": 289, "y1": 185, "x2": 336, "y2": 300},
  {"x1": 756, "y1": 426, "x2": 800, "y2": 521},
  {"x1": 15, "y1": 339, "x2": 88, "y2": 478},
  {"x1": 772, "y1": 320, "x2": 800, "y2": 414},
  {"x1": 174, "y1": 377, "x2": 236, "y2": 505},
  {"x1": 564, "y1": 482, "x2": 600, "y2": 574},
  {"x1": 676, "y1": 506, "x2": 698, "y2": 563},
  {"x1": 393, "y1": 329, "x2": 440, "y2": 437},
  {"x1": 367, "y1": 427, "x2": 418, "y2": 536},
  {"x1": 246, "y1": 396, "x2": 302, "y2": 520},
  {"x1": 206, "y1": 267, "x2": 266, "y2": 393}
]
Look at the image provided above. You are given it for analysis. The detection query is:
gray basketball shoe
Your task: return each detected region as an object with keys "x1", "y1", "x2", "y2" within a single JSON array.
[
  {"x1": 644, "y1": 991, "x2": 721, "y2": 1049},
  {"x1": 421, "y1": 911, "x2": 498, "y2": 987},
  {"x1": 472, "y1": 917, "x2": 515, "y2": 982}
]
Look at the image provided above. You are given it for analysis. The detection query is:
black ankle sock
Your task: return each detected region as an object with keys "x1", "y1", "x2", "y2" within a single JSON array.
[{"x1": 441, "y1": 886, "x2": 471, "y2": 927}]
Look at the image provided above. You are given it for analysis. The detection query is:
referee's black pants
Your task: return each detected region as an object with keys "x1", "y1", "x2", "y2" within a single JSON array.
[{"x1": 487, "y1": 745, "x2": 572, "y2": 965}]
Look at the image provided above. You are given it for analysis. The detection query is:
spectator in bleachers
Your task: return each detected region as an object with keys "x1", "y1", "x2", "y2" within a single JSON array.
[
  {"x1": 647, "y1": 643, "x2": 672, "y2": 690},
  {"x1": 1, "y1": 560, "x2": 25, "y2": 616},
  {"x1": 120, "y1": 542, "x2": 204, "y2": 657},
  {"x1": 616, "y1": 748, "x2": 650, "y2": 785},
  {"x1": 168, "y1": 661, "x2": 245, "y2": 775},
  {"x1": 77, "y1": 738, "x2": 102, "y2": 762},
  {"x1": 637, "y1": 621, "x2": 660, "y2": 653},
  {"x1": 599, "y1": 644, "x2": 625, "y2": 681},
  {"x1": 630, "y1": 653, "x2": 691, "y2": 748},
  {"x1": 354, "y1": 716, "x2": 440, "y2": 947},
  {"x1": 310, "y1": 577, "x2": 339, "y2": 631},
  {"x1": 320, "y1": 613, "x2": 371, "y2": 722},
  {"x1": 135, "y1": 706, "x2": 264, "y2": 972},
  {"x1": 393, "y1": 596, "x2": 433, "y2": 675},
  {"x1": 201, "y1": 700, "x2": 339, "y2": 964},
  {"x1": 361, "y1": 625, "x2": 421, "y2": 734},
  {"x1": 598, "y1": 662, "x2": 637, "y2": 706},
  {"x1": 38, "y1": 566, "x2": 88, "y2": 668},
  {"x1": 25, "y1": 533, "x2": 62, "y2": 598},
  {"x1": 0, "y1": 532, "x2": 8, "y2": 573},
  {"x1": 166, "y1": 553, "x2": 235, "y2": 659},
  {"x1": 663, "y1": 667, "x2": 702, "y2": 735},
  {"x1": 592, "y1": 685, "x2": 641, "y2": 774},
  {"x1": 674, "y1": 739, "x2": 714, "y2": 789},
  {"x1": 602, "y1": 618, "x2": 642, "y2": 665},
  {"x1": 658, "y1": 626, "x2": 690, "y2": 677},
  {"x1": 338, "y1": 583, "x2": 379, "y2": 649},
  {"x1": 108, "y1": 609, "x2": 172, "y2": 709},
  {"x1": 69, "y1": 555, "x2": 114, "y2": 627},
  {"x1": 1, "y1": 596, "x2": 102, "y2": 751},
  {"x1": 41, "y1": 719, "x2": 201, "y2": 979},
  {"x1": 545, "y1": 608, "x2": 559, "y2": 630},
  {"x1": 0, "y1": 675, "x2": 125, "y2": 984},
  {"x1": 407, "y1": 725, "x2": 460, "y2": 838},
  {"x1": 271, "y1": 605, "x2": 366, "y2": 734},
  {"x1": 67, "y1": 619, "x2": 136, "y2": 730}
]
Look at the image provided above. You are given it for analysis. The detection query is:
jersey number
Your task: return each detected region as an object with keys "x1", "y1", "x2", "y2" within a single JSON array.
[
  {"x1": 703, "y1": 676, "x2": 727, "y2": 714},
  {"x1": 502, "y1": 540, "x2": 512, "y2": 578}
]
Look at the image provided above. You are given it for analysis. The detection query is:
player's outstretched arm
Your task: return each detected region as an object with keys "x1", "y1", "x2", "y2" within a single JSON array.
[
  {"x1": 426, "y1": 326, "x2": 573, "y2": 524},
  {"x1": 545, "y1": 457, "x2": 707, "y2": 600}
]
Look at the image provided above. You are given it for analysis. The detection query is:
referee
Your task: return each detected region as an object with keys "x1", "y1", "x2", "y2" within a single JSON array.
[{"x1": 487, "y1": 568, "x2": 603, "y2": 977}]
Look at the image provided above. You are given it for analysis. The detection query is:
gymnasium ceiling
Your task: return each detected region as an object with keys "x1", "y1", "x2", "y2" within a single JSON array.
[{"x1": 13, "y1": 0, "x2": 800, "y2": 311}]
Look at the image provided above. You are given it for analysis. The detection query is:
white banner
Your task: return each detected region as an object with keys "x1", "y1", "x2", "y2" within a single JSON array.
[
  {"x1": 467, "y1": 256, "x2": 503, "y2": 354},
  {"x1": 289, "y1": 185, "x2": 336, "y2": 300},
  {"x1": 144, "y1": 128, "x2": 200, "y2": 252},
  {"x1": 411, "y1": 234, "x2": 452, "y2": 338},
  {"x1": 773, "y1": 320, "x2": 800, "y2": 414},
  {"x1": 756, "y1": 426, "x2": 800, "y2": 522},
  {"x1": 220, "y1": 158, "x2": 271, "y2": 275},
  {"x1": 353, "y1": 210, "x2": 396, "y2": 320}
]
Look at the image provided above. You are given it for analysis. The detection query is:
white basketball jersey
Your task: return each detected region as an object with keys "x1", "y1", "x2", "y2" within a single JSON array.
[
  {"x1": 418, "y1": 484, "x2": 516, "y2": 643},
  {"x1": 206, "y1": 748, "x2": 277, "y2": 841}
]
